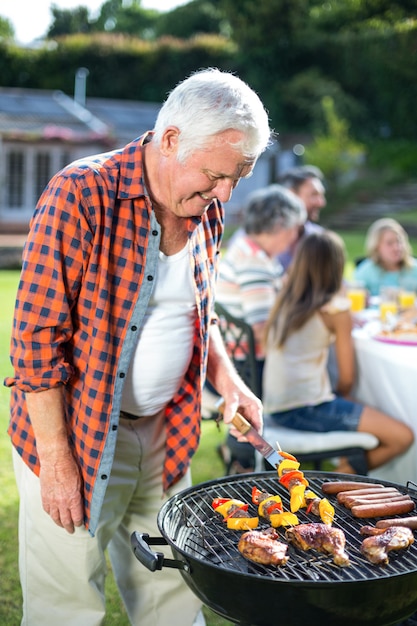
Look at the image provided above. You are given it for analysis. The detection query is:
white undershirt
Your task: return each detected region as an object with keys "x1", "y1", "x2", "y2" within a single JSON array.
[{"x1": 121, "y1": 243, "x2": 197, "y2": 416}]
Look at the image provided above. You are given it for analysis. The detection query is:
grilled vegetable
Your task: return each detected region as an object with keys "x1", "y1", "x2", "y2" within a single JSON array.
[
  {"x1": 318, "y1": 498, "x2": 335, "y2": 526},
  {"x1": 258, "y1": 495, "x2": 283, "y2": 520},
  {"x1": 277, "y1": 458, "x2": 300, "y2": 477},
  {"x1": 226, "y1": 514, "x2": 259, "y2": 531},
  {"x1": 269, "y1": 511, "x2": 299, "y2": 528},
  {"x1": 213, "y1": 499, "x2": 249, "y2": 518}
]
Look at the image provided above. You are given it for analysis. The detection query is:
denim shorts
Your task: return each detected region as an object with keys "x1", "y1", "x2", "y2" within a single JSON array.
[{"x1": 269, "y1": 396, "x2": 363, "y2": 433}]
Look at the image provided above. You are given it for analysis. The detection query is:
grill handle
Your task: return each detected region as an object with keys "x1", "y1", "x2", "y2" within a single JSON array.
[{"x1": 130, "y1": 532, "x2": 190, "y2": 573}]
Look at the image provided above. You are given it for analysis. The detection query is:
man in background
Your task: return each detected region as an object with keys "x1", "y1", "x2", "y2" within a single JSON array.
[{"x1": 277, "y1": 164, "x2": 326, "y2": 271}]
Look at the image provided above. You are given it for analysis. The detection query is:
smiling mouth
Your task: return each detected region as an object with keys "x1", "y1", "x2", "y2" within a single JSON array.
[{"x1": 199, "y1": 192, "x2": 211, "y2": 201}]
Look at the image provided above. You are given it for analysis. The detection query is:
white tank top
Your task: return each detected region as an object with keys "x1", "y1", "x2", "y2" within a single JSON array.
[{"x1": 121, "y1": 243, "x2": 197, "y2": 416}]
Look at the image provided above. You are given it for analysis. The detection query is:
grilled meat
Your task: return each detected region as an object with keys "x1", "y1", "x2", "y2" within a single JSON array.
[
  {"x1": 286, "y1": 523, "x2": 350, "y2": 566},
  {"x1": 238, "y1": 528, "x2": 289, "y2": 566},
  {"x1": 252, "y1": 489, "x2": 273, "y2": 505},
  {"x1": 360, "y1": 525, "x2": 414, "y2": 565}
]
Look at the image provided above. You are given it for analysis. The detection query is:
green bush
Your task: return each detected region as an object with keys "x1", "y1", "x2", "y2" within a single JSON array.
[
  {"x1": 366, "y1": 139, "x2": 417, "y2": 179},
  {"x1": 304, "y1": 95, "x2": 365, "y2": 185}
]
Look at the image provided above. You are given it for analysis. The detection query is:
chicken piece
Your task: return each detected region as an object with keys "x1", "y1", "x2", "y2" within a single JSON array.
[
  {"x1": 238, "y1": 528, "x2": 289, "y2": 566},
  {"x1": 360, "y1": 525, "x2": 414, "y2": 565},
  {"x1": 286, "y1": 523, "x2": 350, "y2": 566}
]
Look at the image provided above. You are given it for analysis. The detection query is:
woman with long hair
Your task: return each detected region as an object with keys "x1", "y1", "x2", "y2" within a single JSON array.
[{"x1": 263, "y1": 230, "x2": 413, "y2": 474}]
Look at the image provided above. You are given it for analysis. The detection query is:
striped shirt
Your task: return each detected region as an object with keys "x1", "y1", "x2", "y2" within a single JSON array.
[
  {"x1": 216, "y1": 233, "x2": 283, "y2": 357},
  {"x1": 5, "y1": 133, "x2": 223, "y2": 534}
]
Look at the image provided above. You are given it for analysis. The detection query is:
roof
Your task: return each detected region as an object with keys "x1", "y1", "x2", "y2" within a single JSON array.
[
  {"x1": 0, "y1": 87, "x2": 161, "y2": 145},
  {"x1": 86, "y1": 97, "x2": 161, "y2": 145}
]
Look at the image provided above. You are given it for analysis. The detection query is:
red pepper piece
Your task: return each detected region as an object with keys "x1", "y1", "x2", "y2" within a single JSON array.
[
  {"x1": 266, "y1": 501, "x2": 283, "y2": 515},
  {"x1": 251, "y1": 487, "x2": 264, "y2": 504},
  {"x1": 211, "y1": 498, "x2": 231, "y2": 509},
  {"x1": 279, "y1": 470, "x2": 308, "y2": 489},
  {"x1": 306, "y1": 500, "x2": 315, "y2": 514}
]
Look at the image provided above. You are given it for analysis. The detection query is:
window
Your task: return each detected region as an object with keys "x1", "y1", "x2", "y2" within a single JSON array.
[
  {"x1": 35, "y1": 152, "x2": 51, "y2": 202},
  {"x1": 6, "y1": 150, "x2": 25, "y2": 208}
]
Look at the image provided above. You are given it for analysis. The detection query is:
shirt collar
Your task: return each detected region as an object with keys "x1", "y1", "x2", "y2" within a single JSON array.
[{"x1": 117, "y1": 131, "x2": 153, "y2": 200}]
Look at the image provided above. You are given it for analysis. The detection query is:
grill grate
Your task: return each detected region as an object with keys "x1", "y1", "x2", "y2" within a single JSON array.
[{"x1": 160, "y1": 472, "x2": 417, "y2": 583}]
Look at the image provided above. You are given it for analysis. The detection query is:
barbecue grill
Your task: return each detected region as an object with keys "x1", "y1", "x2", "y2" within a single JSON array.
[{"x1": 131, "y1": 471, "x2": 417, "y2": 626}]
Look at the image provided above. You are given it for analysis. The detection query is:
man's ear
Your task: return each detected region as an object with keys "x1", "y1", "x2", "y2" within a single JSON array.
[{"x1": 160, "y1": 126, "x2": 180, "y2": 156}]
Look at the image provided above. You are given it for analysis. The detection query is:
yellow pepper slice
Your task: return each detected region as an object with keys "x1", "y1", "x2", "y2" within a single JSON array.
[
  {"x1": 269, "y1": 511, "x2": 299, "y2": 528},
  {"x1": 258, "y1": 494, "x2": 283, "y2": 518},
  {"x1": 277, "y1": 458, "x2": 301, "y2": 477},
  {"x1": 319, "y1": 498, "x2": 335, "y2": 526},
  {"x1": 290, "y1": 484, "x2": 306, "y2": 513},
  {"x1": 215, "y1": 499, "x2": 247, "y2": 518},
  {"x1": 226, "y1": 516, "x2": 259, "y2": 531}
]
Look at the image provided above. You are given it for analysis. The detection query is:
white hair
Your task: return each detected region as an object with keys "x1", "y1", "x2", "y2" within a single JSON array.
[{"x1": 153, "y1": 68, "x2": 272, "y2": 163}]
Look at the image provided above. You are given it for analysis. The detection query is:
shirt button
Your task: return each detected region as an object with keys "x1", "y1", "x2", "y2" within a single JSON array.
[
  {"x1": 131, "y1": 325, "x2": 137, "y2": 331},
  {"x1": 152, "y1": 230, "x2": 158, "y2": 236},
  {"x1": 147, "y1": 275, "x2": 153, "y2": 281},
  {"x1": 112, "y1": 424, "x2": 118, "y2": 431},
  {"x1": 119, "y1": 372, "x2": 125, "y2": 378},
  {"x1": 101, "y1": 474, "x2": 108, "y2": 480}
]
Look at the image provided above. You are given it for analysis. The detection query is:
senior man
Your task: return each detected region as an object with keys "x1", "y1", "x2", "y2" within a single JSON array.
[{"x1": 6, "y1": 68, "x2": 271, "y2": 626}]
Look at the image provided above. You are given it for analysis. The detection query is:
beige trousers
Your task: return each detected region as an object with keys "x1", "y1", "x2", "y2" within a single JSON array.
[{"x1": 13, "y1": 411, "x2": 204, "y2": 626}]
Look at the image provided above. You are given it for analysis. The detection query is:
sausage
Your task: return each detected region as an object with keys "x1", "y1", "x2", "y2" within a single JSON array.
[
  {"x1": 341, "y1": 489, "x2": 403, "y2": 504},
  {"x1": 321, "y1": 481, "x2": 385, "y2": 495},
  {"x1": 337, "y1": 487, "x2": 398, "y2": 504},
  {"x1": 376, "y1": 516, "x2": 417, "y2": 530},
  {"x1": 351, "y1": 499, "x2": 415, "y2": 518},
  {"x1": 343, "y1": 494, "x2": 409, "y2": 509}
]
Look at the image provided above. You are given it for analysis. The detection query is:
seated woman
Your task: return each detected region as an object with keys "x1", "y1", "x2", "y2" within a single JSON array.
[
  {"x1": 354, "y1": 218, "x2": 417, "y2": 296},
  {"x1": 263, "y1": 230, "x2": 414, "y2": 475},
  {"x1": 214, "y1": 183, "x2": 306, "y2": 473}
]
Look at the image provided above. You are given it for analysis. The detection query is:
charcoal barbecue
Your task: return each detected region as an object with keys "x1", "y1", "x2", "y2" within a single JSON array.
[{"x1": 131, "y1": 471, "x2": 417, "y2": 626}]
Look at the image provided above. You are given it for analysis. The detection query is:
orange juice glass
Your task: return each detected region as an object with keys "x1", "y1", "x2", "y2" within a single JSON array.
[
  {"x1": 347, "y1": 288, "x2": 366, "y2": 313},
  {"x1": 380, "y1": 300, "x2": 398, "y2": 322},
  {"x1": 399, "y1": 290, "x2": 415, "y2": 309}
]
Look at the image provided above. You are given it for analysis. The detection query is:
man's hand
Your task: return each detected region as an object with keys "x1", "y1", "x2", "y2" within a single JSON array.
[
  {"x1": 217, "y1": 392, "x2": 263, "y2": 441},
  {"x1": 25, "y1": 387, "x2": 85, "y2": 534},
  {"x1": 39, "y1": 448, "x2": 84, "y2": 534}
]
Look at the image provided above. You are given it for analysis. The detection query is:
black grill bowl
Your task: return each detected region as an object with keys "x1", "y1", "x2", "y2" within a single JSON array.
[{"x1": 132, "y1": 471, "x2": 417, "y2": 626}]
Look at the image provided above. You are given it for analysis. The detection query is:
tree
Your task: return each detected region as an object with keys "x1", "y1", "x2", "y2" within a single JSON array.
[
  {"x1": 47, "y1": 4, "x2": 92, "y2": 37},
  {"x1": 0, "y1": 15, "x2": 15, "y2": 39},
  {"x1": 310, "y1": 0, "x2": 417, "y2": 33},
  {"x1": 155, "y1": 0, "x2": 228, "y2": 39},
  {"x1": 304, "y1": 96, "x2": 365, "y2": 184},
  {"x1": 90, "y1": 0, "x2": 158, "y2": 38}
]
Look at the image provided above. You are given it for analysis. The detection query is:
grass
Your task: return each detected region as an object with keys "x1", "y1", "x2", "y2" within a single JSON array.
[{"x1": 2, "y1": 225, "x2": 417, "y2": 625}]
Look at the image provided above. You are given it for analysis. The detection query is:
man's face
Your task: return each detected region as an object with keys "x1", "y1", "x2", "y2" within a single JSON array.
[
  {"x1": 296, "y1": 177, "x2": 326, "y2": 222},
  {"x1": 158, "y1": 128, "x2": 255, "y2": 218}
]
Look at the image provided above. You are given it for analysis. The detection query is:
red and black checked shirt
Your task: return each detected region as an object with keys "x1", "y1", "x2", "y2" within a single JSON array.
[{"x1": 5, "y1": 133, "x2": 223, "y2": 534}]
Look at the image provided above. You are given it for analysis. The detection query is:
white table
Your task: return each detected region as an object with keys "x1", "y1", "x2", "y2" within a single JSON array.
[{"x1": 353, "y1": 322, "x2": 417, "y2": 487}]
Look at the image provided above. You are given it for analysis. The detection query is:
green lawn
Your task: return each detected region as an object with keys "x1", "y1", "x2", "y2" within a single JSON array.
[{"x1": 1, "y1": 226, "x2": 416, "y2": 625}]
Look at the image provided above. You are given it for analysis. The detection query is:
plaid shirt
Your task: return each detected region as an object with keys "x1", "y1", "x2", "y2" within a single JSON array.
[{"x1": 5, "y1": 133, "x2": 223, "y2": 534}]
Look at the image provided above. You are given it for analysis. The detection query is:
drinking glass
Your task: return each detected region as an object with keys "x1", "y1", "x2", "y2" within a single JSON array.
[
  {"x1": 379, "y1": 287, "x2": 399, "y2": 323},
  {"x1": 346, "y1": 282, "x2": 367, "y2": 313}
]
